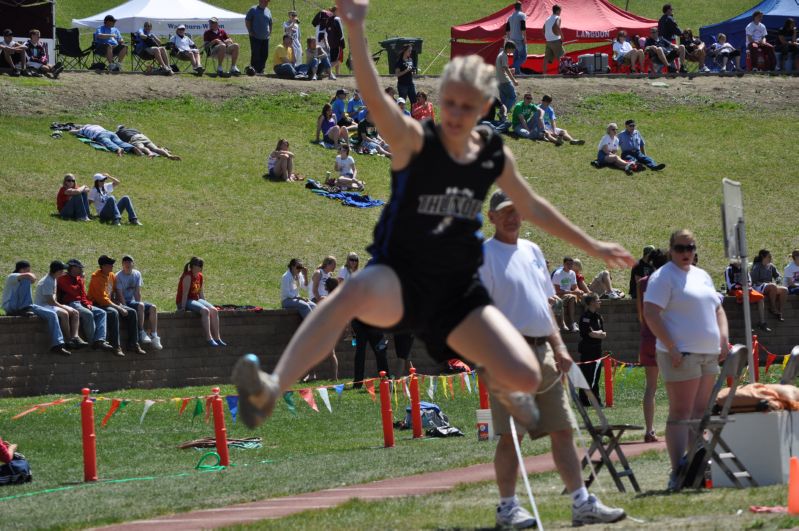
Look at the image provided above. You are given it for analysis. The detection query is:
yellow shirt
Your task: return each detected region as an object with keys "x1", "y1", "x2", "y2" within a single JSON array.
[
  {"x1": 273, "y1": 44, "x2": 294, "y2": 67},
  {"x1": 87, "y1": 270, "x2": 115, "y2": 307}
]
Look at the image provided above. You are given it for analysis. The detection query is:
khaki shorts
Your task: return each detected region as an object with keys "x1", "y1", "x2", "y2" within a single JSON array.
[
  {"x1": 209, "y1": 43, "x2": 236, "y2": 56},
  {"x1": 656, "y1": 350, "x2": 721, "y2": 382},
  {"x1": 128, "y1": 133, "x2": 156, "y2": 150},
  {"x1": 491, "y1": 340, "x2": 576, "y2": 439},
  {"x1": 544, "y1": 40, "x2": 565, "y2": 62}
]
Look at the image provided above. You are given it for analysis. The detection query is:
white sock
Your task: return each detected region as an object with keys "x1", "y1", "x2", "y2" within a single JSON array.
[
  {"x1": 500, "y1": 495, "x2": 518, "y2": 508},
  {"x1": 571, "y1": 487, "x2": 589, "y2": 506}
]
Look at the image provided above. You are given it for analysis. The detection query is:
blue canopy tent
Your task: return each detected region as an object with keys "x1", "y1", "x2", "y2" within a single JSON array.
[{"x1": 699, "y1": 0, "x2": 799, "y2": 55}]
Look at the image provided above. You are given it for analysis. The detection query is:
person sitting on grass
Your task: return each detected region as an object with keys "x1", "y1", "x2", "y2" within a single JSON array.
[
  {"x1": 135, "y1": 21, "x2": 173, "y2": 75},
  {"x1": 410, "y1": 90, "x2": 435, "y2": 123},
  {"x1": 511, "y1": 92, "x2": 544, "y2": 140},
  {"x1": 619, "y1": 120, "x2": 665, "y2": 171},
  {"x1": 68, "y1": 124, "x2": 144, "y2": 157},
  {"x1": 539, "y1": 94, "x2": 584, "y2": 146},
  {"x1": 116, "y1": 255, "x2": 163, "y2": 350},
  {"x1": 24, "y1": 29, "x2": 63, "y2": 78},
  {"x1": 88, "y1": 173, "x2": 141, "y2": 226},
  {"x1": 594, "y1": 123, "x2": 635, "y2": 175},
  {"x1": 56, "y1": 174, "x2": 91, "y2": 221},
  {"x1": 170, "y1": 25, "x2": 204, "y2": 76},
  {"x1": 273, "y1": 34, "x2": 304, "y2": 79},
  {"x1": 203, "y1": 17, "x2": 240, "y2": 77},
  {"x1": 266, "y1": 138, "x2": 302, "y2": 181},
  {"x1": 347, "y1": 89, "x2": 366, "y2": 120},
  {"x1": 334, "y1": 145, "x2": 364, "y2": 190},
  {"x1": 176, "y1": 256, "x2": 225, "y2": 347},
  {"x1": 480, "y1": 96, "x2": 510, "y2": 134},
  {"x1": 316, "y1": 103, "x2": 349, "y2": 147},
  {"x1": 116, "y1": 125, "x2": 180, "y2": 160},
  {"x1": 305, "y1": 37, "x2": 331, "y2": 80},
  {"x1": 356, "y1": 108, "x2": 392, "y2": 157},
  {"x1": 1, "y1": 29, "x2": 27, "y2": 76},
  {"x1": 724, "y1": 259, "x2": 771, "y2": 332},
  {"x1": 784, "y1": 249, "x2": 799, "y2": 295},
  {"x1": 2, "y1": 260, "x2": 71, "y2": 355}
]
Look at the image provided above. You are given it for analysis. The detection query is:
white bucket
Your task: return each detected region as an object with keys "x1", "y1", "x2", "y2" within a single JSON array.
[{"x1": 476, "y1": 408, "x2": 496, "y2": 442}]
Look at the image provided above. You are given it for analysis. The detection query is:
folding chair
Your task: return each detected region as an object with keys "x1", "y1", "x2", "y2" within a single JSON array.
[
  {"x1": 130, "y1": 33, "x2": 158, "y2": 73},
  {"x1": 779, "y1": 346, "x2": 799, "y2": 384},
  {"x1": 567, "y1": 378, "x2": 643, "y2": 493},
  {"x1": 166, "y1": 36, "x2": 201, "y2": 73},
  {"x1": 203, "y1": 41, "x2": 232, "y2": 76},
  {"x1": 674, "y1": 344, "x2": 758, "y2": 490},
  {"x1": 55, "y1": 27, "x2": 91, "y2": 70}
]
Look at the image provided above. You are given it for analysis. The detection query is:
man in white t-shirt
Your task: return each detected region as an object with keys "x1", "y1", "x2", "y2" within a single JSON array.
[
  {"x1": 505, "y1": 1, "x2": 527, "y2": 74},
  {"x1": 551, "y1": 256, "x2": 585, "y2": 332},
  {"x1": 480, "y1": 191, "x2": 626, "y2": 528},
  {"x1": 745, "y1": 10, "x2": 776, "y2": 70},
  {"x1": 784, "y1": 249, "x2": 799, "y2": 295},
  {"x1": 542, "y1": 4, "x2": 564, "y2": 75}
]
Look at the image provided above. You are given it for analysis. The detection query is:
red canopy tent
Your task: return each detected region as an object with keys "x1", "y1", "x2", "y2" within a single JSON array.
[{"x1": 451, "y1": 0, "x2": 657, "y2": 73}]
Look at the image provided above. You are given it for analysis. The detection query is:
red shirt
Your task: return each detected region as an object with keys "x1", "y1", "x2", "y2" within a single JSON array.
[
  {"x1": 57, "y1": 273, "x2": 91, "y2": 307},
  {"x1": 0, "y1": 437, "x2": 12, "y2": 464},
  {"x1": 176, "y1": 271, "x2": 203, "y2": 306},
  {"x1": 203, "y1": 28, "x2": 229, "y2": 44},
  {"x1": 57, "y1": 186, "x2": 69, "y2": 212}
]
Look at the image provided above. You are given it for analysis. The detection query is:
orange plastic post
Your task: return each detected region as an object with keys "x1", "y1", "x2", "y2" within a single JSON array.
[
  {"x1": 409, "y1": 368, "x2": 423, "y2": 439},
  {"x1": 478, "y1": 371, "x2": 490, "y2": 409},
  {"x1": 753, "y1": 335, "x2": 760, "y2": 383},
  {"x1": 603, "y1": 357, "x2": 614, "y2": 408},
  {"x1": 80, "y1": 388, "x2": 98, "y2": 482},
  {"x1": 789, "y1": 456, "x2": 799, "y2": 514},
  {"x1": 379, "y1": 371, "x2": 395, "y2": 448},
  {"x1": 211, "y1": 387, "x2": 230, "y2": 467}
]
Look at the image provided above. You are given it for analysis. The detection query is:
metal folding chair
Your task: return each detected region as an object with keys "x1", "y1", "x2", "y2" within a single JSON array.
[
  {"x1": 779, "y1": 346, "x2": 799, "y2": 384},
  {"x1": 55, "y1": 27, "x2": 91, "y2": 70},
  {"x1": 567, "y1": 378, "x2": 643, "y2": 493},
  {"x1": 166, "y1": 35, "x2": 201, "y2": 73},
  {"x1": 130, "y1": 33, "x2": 158, "y2": 73},
  {"x1": 674, "y1": 344, "x2": 758, "y2": 490}
]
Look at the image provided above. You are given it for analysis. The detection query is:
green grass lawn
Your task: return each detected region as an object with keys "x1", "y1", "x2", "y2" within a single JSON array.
[{"x1": 0, "y1": 368, "x2": 792, "y2": 529}]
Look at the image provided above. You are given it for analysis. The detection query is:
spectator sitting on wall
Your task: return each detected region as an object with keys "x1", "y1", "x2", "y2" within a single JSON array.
[
  {"x1": 305, "y1": 37, "x2": 331, "y2": 80},
  {"x1": 57, "y1": 174, "x2": 91, "y2": 221},
  {"x1": 2, "y1": 260, "x2": 71, "y2": 355},
  {"x1": 784, "y1": 249, "x2": 799, "y2": 295},
  {"x1": 724, "y1": 259, "x2": 771, "y2": 332},
  {"x1": 281, "y1": 258, "x2": 315, "y2": 318},
  {"x1": 24, "y1": 29, "x2": 62, "y2": 78},
  {"x1": 88, "y1": 254, "x2": 145, "y2": 356},
  {"x1": 116, "y1": 125, "x2": 180, "y2": 160},
  {"x1": 572, "y1": 259, "x2": 624, "y2": 299},
  {"x1": 1, "y1": 29, "x2": 27, "y2": 76},
  {"x1": 552, "y1": 256, "x2": 586, "y2": 333},
  {"x1": 540, "y1": 94, "x2": 584, "y2": 146},
  {"x1": 169, "y1": 25, "x2": 204, "y2": 75},
  {"x1": 273, "y1": 34, "x2": 306, "y2": 79},
  {"x1": 751, "y1": 249, "x2": 789, "y2": 321},
  {"x1": 746, "y1": 10, "x2": 776, "y2": 71},
  {"x1": 311, "y1": 256, "x2": 337, "y2": 303},
  {"x1": 35, "y1": 260, "x2": 86, "y2": 351},
  {"x1": 56, "y1": 259, "x2": 115, "y2": 352},
  {"x1": 134, "y1": 21, "x2": 173, "y2": 75},
  {"x1": 203, "y1": 17, "x2": 241, "y2": 77},
  {"x1": 680, "y1": 29, "x2": 709, "y2": 72},
  {"x1": 116, "y1": 255, "x2": 162, "y2": 350},
  {"x1": 618, "y1": 119, "x2": 666, "y2": 171},
  {"x1": 93, "y1": 15, "x2": 128, "y2": 72},
  {"x1": 176, "y1": 256, "x2": 225, "y2": 347},
  {"x1": 356, "y1": 109, "x2": 392, "y2": 157}
]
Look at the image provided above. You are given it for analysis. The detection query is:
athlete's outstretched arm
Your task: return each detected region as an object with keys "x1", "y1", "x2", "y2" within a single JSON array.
[
  {"x1": 337, "y1": 0, "x2": 422, "y2": 165},
  {"x1": 496, "y1": 146, "x2": 635, "y2": 269}
]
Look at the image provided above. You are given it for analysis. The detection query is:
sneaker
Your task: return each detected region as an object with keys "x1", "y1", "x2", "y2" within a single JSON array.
[
  {"x1": 69, "y1": 337, "x2": 89, "y2": 349},
  {"x1": 208, "y1": 339, "x2": 220, "y2": 347},
  {"x1": 230, "y1": 66, "x2": 241, "y2": 76},
  {"x1": 496, "y1": 503, "x2": 537, "y2": 529},
  {"x1": 644, "y1": 430, "x2": 658, "y2": 443},
  {"x1": 150, "y1": 334, "x2": 163, "y2": 350},
  {"x1": 10, "y1": 68, "x2": 20, "y2": 77},
  {"x1": 590, "y1": 160, "x2": 600, "y2": 168},
  {"x1": 112, "y1": 219, "x2": 121, "y2": 226},
  {"x1": 194, "y1": 66, "x2": 204, "y2": 76},
  {"x1": 311, "y1": 74, "x2": 317, "y2": 80},
  {"x1": 139, "y1": 331, "x2": 152, "y2": 344},
  {"x1": 329, "y1": 72, "x2": 337, "y2": 80},
  {"x1": 570, "y1": 139, "x2": 585, "y2": 145},
  {"x1": 572, "y1": 494, "x2": 626, "y2": 526},
  {"x1": 651, "y1": 163, "x2": 666, "y2": 171},
  {"x1": 232, "y1": 354, "x2": 280, "y2": 429},
  {"x1": 217, "y1": 67, "x2": 225, "y2": 76},
  {"x1": 607, "y1": 290, "x2": 622, "y2": 300},
  {"x1": 51, "y1": 62, "x2": 64, "y2": 78},
  {"x1": 700, "y1": 65, "x2": 711, "y2": 73},
  {"x1": 572, "y1": 322, "x2": 580, "y2": 333},
  {"x1": 757, "y1": 322, "x2": 772, "y2": 333},
  {"x1": 113, "y1": 347, "x2": 125, "y2": 357},
  {"x1": 51, "y1": 344, "x2": 71, "y2": 356},
  {"x1": 129, "y1": 344, "x2": 147, "y2": 355},
  {"x1": 93, "y1": 340, "x2": 116, "y2": 352},
  {"x1": 129, "y1": 219, "x2": 143, "y2": 226},
  {"x1": 624, "y1": 163, "x2": 634, "y2": 175},
  {"x1": 216, "y1": 338, "x2": 227, "y2": 346}
]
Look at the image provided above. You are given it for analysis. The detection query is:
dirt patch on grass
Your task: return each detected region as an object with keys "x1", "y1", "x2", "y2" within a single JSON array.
[{"x1": 1, "y1": 71, "x2": 797, "y2": 116}]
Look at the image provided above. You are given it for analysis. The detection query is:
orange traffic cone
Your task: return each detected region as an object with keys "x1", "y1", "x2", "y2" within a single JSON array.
[{"x1": 789, "y1": 456, "x2": 799, "y2": 515}]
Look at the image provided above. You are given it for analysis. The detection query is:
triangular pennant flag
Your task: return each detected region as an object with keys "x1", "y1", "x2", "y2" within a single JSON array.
[
  {"x1": 459, "y1": 373, "x2": 466, "y2": 392},
  {"x1": 783, "y1": 355, "x2": 791, "y2": 369},
  {"x1": 334, "y1": 383, "x2": 345, "y2": 397},
  {"x1": 192, "y1": 398, "x2": 204, "y2": 421},
  {"x1": 317, "y1": 387, "x2": 332, "y2": 413},
  {"x1": 403, "y1": 377, "x2": 410, "y2": 399},
  {"x1": 283, "y1": 391, "x2": 297, "y2": 416},
  {"x1": 101, "y1": 398, "x2": 122, "y2": 427},
  {"x1": 448, "y1": 376, "x2": 455, "y2": 399},
  {"x1": 392, "y1": 378, "x2": 399, "y2": 409},
  {"x1": 470, "y1": 372, "x2": 477, "y2": 390},
  {"x1": 12, "y1": 405, "x2": 41, "y2": 420},
  {"x1": 764, "y1": 354, "x2": 778, "y2": 376},
  {"x1": 226, "y1": 395, "x2": 239, "y2": 423},
  {"x1": 178, "y1": 398, "x2": 190, "y2": 416},
  {"x1": 298, "y1": 388, "x2": 319, "y2": 412},
  {"x1": 205, "y1": 397, "x2": 213, "y2": 424},
  {"x1": 172, "y1": 397, "x2": 182, "y2": 411},
  {"x1": 427, "y1": 375, "x2": 435, "y2": 400},
  {"x1": 463, "y1": 372, "x2": 472, "y2": 394},
  {"x1": 439, "y1": 376, "x2": 448, "y2": 399},
  {"x1": 365, "y1": 379, "x2": 377, "y2": 401},
  {"x1": 139, "y1": 399, "x2": 155, "y2": 425}
]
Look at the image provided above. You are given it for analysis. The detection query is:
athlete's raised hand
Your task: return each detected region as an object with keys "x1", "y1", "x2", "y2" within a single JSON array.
[
  {"x1": 336, "y1": 0, "x2": 369, "y2": 27},
  {"x1": 590, "y1": 241, "x2": 636, "y2": 269}
]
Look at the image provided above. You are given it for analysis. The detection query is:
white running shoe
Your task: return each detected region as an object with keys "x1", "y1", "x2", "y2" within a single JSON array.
[
  {"x1": 329, "y1": 72, "x2": 337, "y2": 80},
  {"x1": 572, "y1": 494, "x2": 626, "y2": 526},
  {"x1": 496, "y1": 503, "x2": 537, "y2": 529},
  {"x1": 139, "y1": 330, "x2": 152, "y2": 344},
  {"x1": 232, "y1": 354, "x2": 280, "y2": 428},
  {"x1": 150, "y1": 334, "x2": 163, "y2": 350}
]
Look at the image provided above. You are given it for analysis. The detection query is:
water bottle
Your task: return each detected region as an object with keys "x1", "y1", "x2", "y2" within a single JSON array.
[
  {"x1": 351, "y1": 337, "x2": 356, "y2": 347},
  {"x1": 326, "y1": 171, "x2": 332, "y2": 183}
]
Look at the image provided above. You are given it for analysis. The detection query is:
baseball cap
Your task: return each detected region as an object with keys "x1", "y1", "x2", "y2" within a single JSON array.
[
  {"x1": 98, "y1": 255, "x2": 116, "y2": 266},
  {"x1": 643, "y1": 245, "x2": 655, "y2": 255},
  {"x1": 93, "y1": 173, "x2": 107, "y2": 181},
  {"x1": 13, "y1": 260, "x2": 30, "y2": 273},
  {"x1": 625, "y1": 119, "x2": 636, "y2": 127},
  {"x1": 209, "y1": 17, "x2": 219, "y2": 23},
  {"x1": 122, "y1": 255, "x2": 134, "y2": 262},
  {"x1": 104, "y1": 15, "x2": 116, "y2": 23},
  {"x1": 396, "y1": 97, "x2": 406, "y2": 104},
  {"x1": 335, "y1": 88, "x2": 348, "y2": 96},
  {"x1": 67, "y1": 259, "x2": 84, "y2": 269},
  {"x1": 3, "y1": 29, "x2": 12, "y2": 36},
  {"x1": 49, "y1": 260, "x2": 67, "y2": 273},
  {"x1": 176, "y1": 24, "x2": 186, "y2": 30},
  {"x1": 489, "y1": 190, "x2": 513, "y2": 212}
]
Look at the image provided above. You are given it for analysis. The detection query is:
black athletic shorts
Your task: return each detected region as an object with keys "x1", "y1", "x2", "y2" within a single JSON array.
[{"x1": 369, "y1": 260, "x2": 492, "y2": 363}]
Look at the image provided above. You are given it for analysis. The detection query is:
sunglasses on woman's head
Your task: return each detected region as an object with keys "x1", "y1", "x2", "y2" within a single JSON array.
[{"x1": 673, "y1": 243, "x2": 696, "y2": 253}]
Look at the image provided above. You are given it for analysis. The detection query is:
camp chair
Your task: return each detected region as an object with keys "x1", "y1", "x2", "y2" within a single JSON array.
[
  {"x1": 202, "y1": 40, "x2": 232, "y2": 76},
  {"x1": 55, "y1": 27, "x2": 91, "y2": 70},
  {"x1": 673, "y1": 344, "x2": 757, "y2": 491},
  {"x1": 566, "y1": 375, "x2": 643, "y2": 493},
  {"x1": 779, "y1": 346, "x2": 799, "y2": 384},
  {"x1": 166, "y1": 35, "x2": 201, "y2": 73},
  {"x1": 130, "y1": 33, "x2": 158, "y2": 73}
]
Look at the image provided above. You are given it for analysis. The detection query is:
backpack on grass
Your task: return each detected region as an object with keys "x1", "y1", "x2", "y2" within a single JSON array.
[{"x1": 0, "y1": 453, "x2": 32, "y2": 486}]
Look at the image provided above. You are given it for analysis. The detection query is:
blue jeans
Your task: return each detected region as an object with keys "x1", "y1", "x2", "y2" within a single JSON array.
[
  {"x1": 274, "y1": 62, "x2": 298, "y2": 78},
  {"x1": 480, "y1": 120, "x2": 510, "y2": 134},
  {"x1": 622, "y1": 150, "x2": 657, "y2": 168},
  {"x1": 511, "y1": 39, "x2": 527, "y2": 74},
  {"x1": 307, "y1": 56, "x2": 331, "y2": 77},
  {"x1": 498, "y1": 82, "x2": 516, "y2": 115},
  {"x1": 398, "y1": 83, "x2": 417, "y2": 105},
  {"x1": 282, "y1": 297, "x2": 316, "y2": 319},
  {"x1": 3, "y1": 278, "x2": 65, "y2": 347},
  {"x1": 99, "y1": 195, "x2": 137, "y2": 222},
  {"x1": 60, "y1": 193, "x2": 90, "y2": 220},
  {"x1": 93, "y1": 132, "x2": 134, "y2": 152},
  {"x1": 67, "y1": 301, "x2": 107, "y2": 343},
  {"x1": 184, "y1": 298, "x2": 215, "y2": 313},
  {"x1": 513, "y1": 124, "x2": 542, "y2": 139}
]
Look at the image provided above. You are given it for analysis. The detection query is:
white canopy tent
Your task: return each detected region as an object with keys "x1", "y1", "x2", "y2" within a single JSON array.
[{"x1": 72, "y1": 0, "x2": 248, "y2": 36}]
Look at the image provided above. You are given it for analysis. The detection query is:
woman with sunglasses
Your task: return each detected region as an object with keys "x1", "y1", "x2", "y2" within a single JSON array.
[
  {"x1": 643, "y1": 229, "x2": 729, "y2": 490},
  {"x1": 595, "y1": 123, "x2": 635, "y2": 175},
  {"x1": 337, "y1": 252, "x2": 360, "y2": 283},
  {"x1": 233, "y1": 0, "x2": 634, "y2": 431},
  {"x1": 280, "y1": 259, "x2": 315, "y2": 318},
  {"x1": 56, "y1": 174, "x2": 91, "y2": 221}
]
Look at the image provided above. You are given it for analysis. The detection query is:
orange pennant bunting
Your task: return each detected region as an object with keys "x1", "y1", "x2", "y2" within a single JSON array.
[
  {"x1": 205, "y1": 396, "x2": 213, "y2": 423},
  {"x1": 101, "y1": 398, "x2": 121, "y2": 427},
  {"x1": 179, "y1": 398, "x2": 190, "y2": 416},
  {"x1": 364, "y1": 379, "x2": 377, "y2": 401},
  {"x1": 459, "y1": 373, "x2": 466, "y2": 392},
  {"x1": 298, "y1": 388, "x2": 319, "y2": 412},
  {"x1": 448, "y1": 375, "x2": 455, "y2": 399}
]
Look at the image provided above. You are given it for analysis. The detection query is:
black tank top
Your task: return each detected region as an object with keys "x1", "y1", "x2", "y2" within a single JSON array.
[{"x1": 368, "y1": 120, "x2": 506, "y2": 277}]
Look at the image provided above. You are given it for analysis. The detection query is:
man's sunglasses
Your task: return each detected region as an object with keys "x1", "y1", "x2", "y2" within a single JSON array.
[{"x1": 673, "y1": 244, "x2": 696, "y2": 253}]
